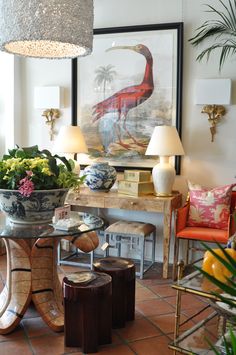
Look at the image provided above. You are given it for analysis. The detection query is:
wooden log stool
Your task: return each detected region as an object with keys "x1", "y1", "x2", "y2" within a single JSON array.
[
  {"x1": 63, "y1": 271, "x2": 112, "y2": 353},
  {"x1": 93, "y1": 257, "x2": 135, "y2": 328}
]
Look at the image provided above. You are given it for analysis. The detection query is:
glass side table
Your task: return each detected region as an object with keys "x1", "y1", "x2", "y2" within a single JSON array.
[
  {"x1": 169, "y1": 261, "x2": 230, "y2": 355},
  {"x1": 0, "y1": 212, "x2": 103, "y2": 334}
]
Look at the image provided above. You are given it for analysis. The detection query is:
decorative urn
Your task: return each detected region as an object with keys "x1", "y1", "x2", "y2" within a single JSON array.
[
  {"x1": 83, "y1": 162, "x2": 117, "y2": 192},
  {"x1": 0, "y1": 188, "x2": 68, "y2": 224},
  {"x1": 0, "y1": 145, "x2": 83, "y2": 224}
]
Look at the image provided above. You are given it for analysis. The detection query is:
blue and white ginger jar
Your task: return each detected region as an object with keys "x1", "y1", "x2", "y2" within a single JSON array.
[{"x1": 84, "y1": 163, "x2": 117, "y2": 192}]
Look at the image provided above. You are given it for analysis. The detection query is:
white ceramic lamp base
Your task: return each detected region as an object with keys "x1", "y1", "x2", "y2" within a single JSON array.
[{"x1": 152, "y1": 156, "x2": 175, "y2": 196}]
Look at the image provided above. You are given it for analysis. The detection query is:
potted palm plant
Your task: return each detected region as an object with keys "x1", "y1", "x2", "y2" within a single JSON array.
[
  {"x1": 189, "y1": 0, "x2": 236, "y2": 71},
  {"x1": 199, "y1": 242, "x2": 236, "y2": 354}
]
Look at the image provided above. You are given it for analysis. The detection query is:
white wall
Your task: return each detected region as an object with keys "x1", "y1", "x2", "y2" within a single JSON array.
[
  {"x1": 18, "y1": 58, "x2": 71, "y2": 150},
  {"x1": 0, "y1": 52, "x2": 14, "y2": 155},
  {"x1": 182, "y1": 0, "x2": 236, "y2": 190},
  {"x1": 2, "y1": 0, "x2": 236, "y2": 264}
]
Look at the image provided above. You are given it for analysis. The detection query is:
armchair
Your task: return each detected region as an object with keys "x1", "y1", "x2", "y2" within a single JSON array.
[{"x1": 172, "y1": 190, "x2": 236, "y2": 280}]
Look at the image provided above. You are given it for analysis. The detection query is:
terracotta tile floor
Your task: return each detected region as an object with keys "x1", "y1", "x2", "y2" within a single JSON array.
[{"x1": 0, "y1": 255, "x2": 208, "y2": 354}]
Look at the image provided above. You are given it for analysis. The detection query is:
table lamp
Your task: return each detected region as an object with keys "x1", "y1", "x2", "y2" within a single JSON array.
[
  {"x1": 53, "y1": 125, "x2": 88, "y2": 175},
  {"x1": 145, "y1": 125, "x2": 185, "y2": 196}
]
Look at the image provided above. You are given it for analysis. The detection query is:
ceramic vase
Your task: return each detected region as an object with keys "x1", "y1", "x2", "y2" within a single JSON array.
[
  {"x1": 84, "y1": 162, "x2": 117, "y2": 192},
  {"x1": 0, "y1": 188, "x2": 68, "y2": 224}
]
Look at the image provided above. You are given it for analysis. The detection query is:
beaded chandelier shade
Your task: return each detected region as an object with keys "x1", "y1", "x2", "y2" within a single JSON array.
[{"x1": 0, "y1": 0, "x2": 94, "y2": 59}]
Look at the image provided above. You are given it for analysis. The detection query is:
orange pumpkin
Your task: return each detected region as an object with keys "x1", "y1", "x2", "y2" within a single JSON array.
[{"x1": 202, "y1": 248, "x2": 236, "y2": 283}]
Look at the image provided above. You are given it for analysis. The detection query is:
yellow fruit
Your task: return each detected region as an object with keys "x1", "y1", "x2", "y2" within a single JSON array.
[{"x1": 202, "y1": 248, "x2": 236, "y2": 282}]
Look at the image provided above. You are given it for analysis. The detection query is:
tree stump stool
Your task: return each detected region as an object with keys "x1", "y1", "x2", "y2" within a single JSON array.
[
  {"x1": 93, "y1": 257, "x2": 135, "y2": 328},
  {"x1": 63, "y1": 271, "x2": 112, "y2": 353}
]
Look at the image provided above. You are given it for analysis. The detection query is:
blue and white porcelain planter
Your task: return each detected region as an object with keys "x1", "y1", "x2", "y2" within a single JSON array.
[
  {"x1": 84, "y1": 163, "x2": 117, "y2": 192},
  {"x1": 0, "y1": 188, "x2": 68, "y2": 224}
]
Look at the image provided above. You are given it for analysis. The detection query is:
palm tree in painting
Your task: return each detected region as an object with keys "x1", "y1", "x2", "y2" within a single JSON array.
[{"x1": 94, "y1": 64, "x2": 117, "y2": 100}]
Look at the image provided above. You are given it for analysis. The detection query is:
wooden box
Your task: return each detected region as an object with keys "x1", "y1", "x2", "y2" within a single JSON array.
[
  {"x1": 118, "y1": 180, "x2": 154, "y2": 196},
  {"x1": 124, "y1": 170, "x2": 151, "y2": 182}
]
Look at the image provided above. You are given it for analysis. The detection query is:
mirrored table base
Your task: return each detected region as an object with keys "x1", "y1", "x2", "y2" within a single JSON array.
[{"x1": 0, "y1": 237, "x2": 64, "y2": 334}]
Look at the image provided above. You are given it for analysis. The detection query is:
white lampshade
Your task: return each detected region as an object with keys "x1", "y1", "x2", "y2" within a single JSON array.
[
  {"x1": 53, "y1": 125, "x2": 88, "y2": 154},
  {"x1": 0, "y1": 0, "x2": 93, "y2": 59},
  {"x1": 145, "y1": 125, "x2": 184, "y2": 196},
  {"x1": 34, "y1": 86, "x2": 63, "y2": 109},
  {"x1": 145, "y1": 126, "x2": 185, "y2": 157},
  {"x1": 194, "y1": 79, "x2": 231, "y2": 105}
]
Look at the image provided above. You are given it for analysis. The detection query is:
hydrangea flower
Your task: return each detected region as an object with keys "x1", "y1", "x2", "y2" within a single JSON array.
[{"x1": 18, "y1": 176, "x2": 35, "y2": 197}]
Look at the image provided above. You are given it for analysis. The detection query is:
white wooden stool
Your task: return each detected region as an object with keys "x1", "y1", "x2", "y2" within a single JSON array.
[{"x1": 105, "y1": 220, "x2": 156, "y2": 279}]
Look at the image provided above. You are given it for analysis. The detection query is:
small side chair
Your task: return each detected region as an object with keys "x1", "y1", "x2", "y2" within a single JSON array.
[
  {"x1": 172, "y1": 190, "x2": 236, "y2": 280},
  {"x1": 104, "y1": 220, "x2": 156, "y2": 279}
]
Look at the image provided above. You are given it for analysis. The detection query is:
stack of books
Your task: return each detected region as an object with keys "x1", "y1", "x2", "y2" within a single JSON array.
[{"x1": 118, "y1": 170, "x2": 154, "y2": 196}]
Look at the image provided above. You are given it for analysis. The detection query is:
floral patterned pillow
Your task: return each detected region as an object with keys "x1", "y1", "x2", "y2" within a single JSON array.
[{"x1": 187, "y1": 183, "x2": 235, "y2": 230}]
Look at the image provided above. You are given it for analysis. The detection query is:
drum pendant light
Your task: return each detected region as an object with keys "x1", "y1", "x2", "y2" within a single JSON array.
[{"x1": 0, "y1": 0, "x2": 94, "y2": 59}]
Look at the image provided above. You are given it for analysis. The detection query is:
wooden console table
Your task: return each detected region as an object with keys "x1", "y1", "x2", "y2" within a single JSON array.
[{"x1": 66, "y1": 188, "x2": 182, "y2": 279}]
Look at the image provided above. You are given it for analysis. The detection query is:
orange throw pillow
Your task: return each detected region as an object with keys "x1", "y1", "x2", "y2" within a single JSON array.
[{"x1": 187, "y1": 183, "x2": 235, "y2": 230}]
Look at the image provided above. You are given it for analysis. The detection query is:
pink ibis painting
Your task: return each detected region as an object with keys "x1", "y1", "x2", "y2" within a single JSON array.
[
  {"x1": 73, "y1": 24, "x2": 183, "y2": 171},
  {"x1": 92, "y1": 44, "x2": 154, "y2": 151}
]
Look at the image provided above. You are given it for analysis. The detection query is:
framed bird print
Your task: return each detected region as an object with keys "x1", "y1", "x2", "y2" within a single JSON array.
[{"x1": 72, "y1": 22, "x2": 183, "y2": 173}]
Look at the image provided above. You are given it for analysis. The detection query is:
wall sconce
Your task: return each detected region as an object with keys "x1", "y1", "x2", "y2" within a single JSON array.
[
  {"x1": 34, "y1": 86, "x2": 63, "y2": 141},
  {"x1": 145, "y1": 126, "x2": 185, "y2": 196},
  {"x1": 195, "y1": 79, "x2": 231, "y2": 142}
]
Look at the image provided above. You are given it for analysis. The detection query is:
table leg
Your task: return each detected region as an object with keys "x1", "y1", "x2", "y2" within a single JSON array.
[
  {"x1": 163, "y1": 200, "x2": 172, "y2": 279},
  {"x1": 173, "y1": 261, "x2": 184, "y2": 355},
  {"x1": 0, "y1": 238, "x2": 31, "y2": 334},
  {"x1": 31, "y1": 238, "x2": 64, "y2": 332}
]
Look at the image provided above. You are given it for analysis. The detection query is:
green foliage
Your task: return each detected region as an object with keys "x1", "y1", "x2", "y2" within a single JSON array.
[
  {"x1": 207, "y1": 328, "x2": 236, "y2": 354},
  {"x1": 0, "y1": 145, "x2": 84, "y2": 191},
  {"x1": 198, "y1": 243, "x2": 236, "y2": 301},
  {"x1": 189, "y1": 0, "x2": 236, "y2": 70},
  {"x1": 197, "y1": 242, "x2": 236, "y2": 354}
]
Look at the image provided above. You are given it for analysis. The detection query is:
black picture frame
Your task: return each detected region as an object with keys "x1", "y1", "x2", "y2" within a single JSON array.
[{"x1": 71, "y1": 22, "x2": 183, "y2": 173}]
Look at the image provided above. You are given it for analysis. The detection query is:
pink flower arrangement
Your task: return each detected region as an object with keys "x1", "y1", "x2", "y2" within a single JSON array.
[{"x1": 18, "y1": 171, "x2": 35, "y2": 197}]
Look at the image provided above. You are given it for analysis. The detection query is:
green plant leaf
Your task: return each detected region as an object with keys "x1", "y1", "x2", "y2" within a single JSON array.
[
  {"x1": 189, "y1": 0, "x2": 236, "y2": 70},
  {"x1": 230, "y1": 328, "x2": 236, "y2": 354},
  {"x1": 196, "y1": 265, "x2": 236, "y2": 296},
  {"x1": 41, "y1": 149, "x2": 52, "y2": 158},
  {"x1": 54, "y1": 155, "x2": 72, "y2": 172},
  {"x1": 48, "y1": 157, "x2": 59, "y2": 177},
  {"x1": 187, "y1": 239, "x2": 236, "y2": 354},
  {"x1": 201, "y1": 242, "x2": 236, "y2": 272},
  {"x1": 205, "y1": 337, "x2": 221, "y2": 355},
  {"x1": 212, "y1": 292, "x2": 236, "y2": 310}
]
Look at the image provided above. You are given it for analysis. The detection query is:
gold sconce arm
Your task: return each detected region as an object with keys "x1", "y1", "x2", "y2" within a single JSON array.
[
  {"x1": 42, "y1": 109, "x2": 60, "y2": 141},
  {"x1": 201, "y1": 104, "x2": 226, "y2": 142}
]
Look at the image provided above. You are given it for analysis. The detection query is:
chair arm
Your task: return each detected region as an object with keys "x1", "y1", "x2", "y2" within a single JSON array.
[
  {"x1": 229, "y1": 209, "x2": 236, "y2": 237},
  {"x1": 175, "y1": 203, "x2": 190, "y2": 234}
]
